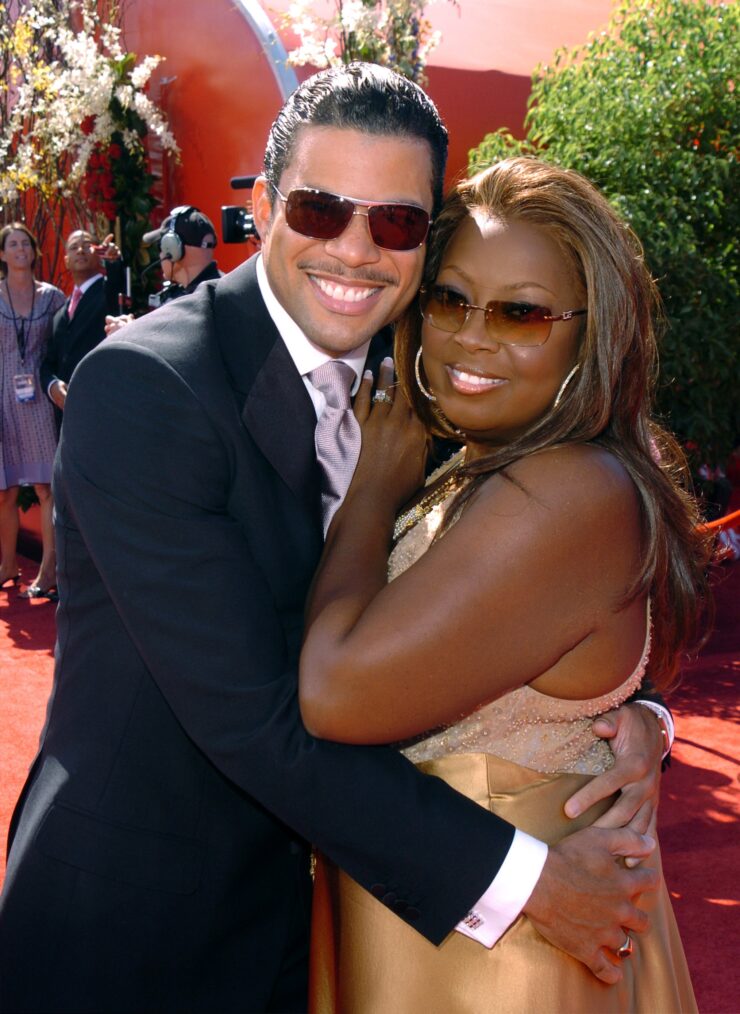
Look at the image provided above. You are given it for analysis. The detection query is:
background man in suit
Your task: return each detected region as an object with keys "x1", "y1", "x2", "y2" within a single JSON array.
[
  {"x1": 0, "y1": 64, "x2": 667, "y2": 1013},
  {"x1": 104, "y1": 206, "x2": 222, "y2": 336},
  {"x1": 40, "y1": 230, "x2": 124, "y2": 431}
]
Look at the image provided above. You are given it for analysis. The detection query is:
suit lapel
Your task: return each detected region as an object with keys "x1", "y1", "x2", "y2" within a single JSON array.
[{"x1": 213, "y1": 258, "x2": 320, "y2": 513}]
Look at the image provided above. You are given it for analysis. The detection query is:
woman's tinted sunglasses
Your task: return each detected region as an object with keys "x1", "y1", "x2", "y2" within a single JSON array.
[{"x1": 420, "y1": 285, "x2": 587, "y2": 347}]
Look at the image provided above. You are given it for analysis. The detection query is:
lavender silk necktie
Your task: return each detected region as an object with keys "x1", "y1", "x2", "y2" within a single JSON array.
[{"x1": 308, "y1": 360, "x2": 362, "y2": 534}]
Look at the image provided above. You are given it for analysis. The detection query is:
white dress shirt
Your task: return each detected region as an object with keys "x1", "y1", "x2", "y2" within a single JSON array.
[{"x1": 256, "y1": 256, "x2": 369, "y2": 417}]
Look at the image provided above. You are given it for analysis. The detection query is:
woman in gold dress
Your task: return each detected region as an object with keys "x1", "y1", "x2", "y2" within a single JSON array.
[{"x1": 299, "y1": 158, "x2": 708, "y2": 1013}]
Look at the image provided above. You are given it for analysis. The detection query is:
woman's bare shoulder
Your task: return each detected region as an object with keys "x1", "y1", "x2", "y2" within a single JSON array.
[
  {"x1": 501, "y1": 443, "x2": 633, "y2": 500},
  {"x1": 468, "y1": 443, "x2": 640, "y2": 538}
]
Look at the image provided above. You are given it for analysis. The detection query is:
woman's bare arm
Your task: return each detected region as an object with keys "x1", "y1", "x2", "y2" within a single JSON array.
[{"x1": 300, "y1": 386, "x2": 645, "y2": 743}]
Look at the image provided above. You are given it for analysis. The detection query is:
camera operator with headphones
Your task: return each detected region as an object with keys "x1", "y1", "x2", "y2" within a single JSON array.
[{"x1": 105, "y1": 206, "x2": 222, "y2": 336}]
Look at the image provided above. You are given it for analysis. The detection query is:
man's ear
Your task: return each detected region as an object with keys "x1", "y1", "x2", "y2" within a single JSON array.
[{"x1": 251, "y1": 176, "x2": 274, "y2": 241}]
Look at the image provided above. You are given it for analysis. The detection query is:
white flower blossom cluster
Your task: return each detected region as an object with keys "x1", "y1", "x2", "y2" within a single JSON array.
[
  {"x1": 1, "y1": 9, "x2": 178, "y2": 203},
  {"x1": 282, "y1": 0, "x2": 444, "y2": 82},
  {"x1": 283, "y1": 1, "x2": 338, "y2": 68}
]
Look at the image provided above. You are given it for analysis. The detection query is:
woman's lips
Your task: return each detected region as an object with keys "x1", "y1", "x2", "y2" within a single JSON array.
[{"x1": 446, "y1": 364, "x2": 508, "y2": 394}]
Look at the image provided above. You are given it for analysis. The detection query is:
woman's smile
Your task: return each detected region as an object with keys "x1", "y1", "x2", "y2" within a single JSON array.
[{"x1": 446, "y1": 364, "x2": 508, "y2": 394}]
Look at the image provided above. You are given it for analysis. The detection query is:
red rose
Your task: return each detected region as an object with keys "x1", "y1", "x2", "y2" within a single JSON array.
[
  {"x1": 81, "y1": 115, "x2": 96, "y2": 136},
  {"x1": 108, "y1": 143, "x2": 123, "y2": 159}
]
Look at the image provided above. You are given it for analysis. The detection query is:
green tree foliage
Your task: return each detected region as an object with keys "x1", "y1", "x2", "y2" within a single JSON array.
[{"x1": 469, "y1": 0, "x2": 738, "y2": 465}]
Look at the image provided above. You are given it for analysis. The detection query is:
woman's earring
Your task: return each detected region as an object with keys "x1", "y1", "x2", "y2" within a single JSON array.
[
  {"x1": 414, "y1": 347, "x2": 436, "y2": 402},
  {"x1": 553, "y1": 363, "x2": 580, "y2": 410}
]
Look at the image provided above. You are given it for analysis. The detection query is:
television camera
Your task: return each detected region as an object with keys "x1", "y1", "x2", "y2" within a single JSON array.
[{"x1": 222, "y1": 175, "x2": 259, "y2": 243}]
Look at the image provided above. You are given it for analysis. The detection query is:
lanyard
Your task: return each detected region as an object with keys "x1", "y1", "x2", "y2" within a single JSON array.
[{"x1": 4, "y1": 279, "x2": 36, "y2": 364}]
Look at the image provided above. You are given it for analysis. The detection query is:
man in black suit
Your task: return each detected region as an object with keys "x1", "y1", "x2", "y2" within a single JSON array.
[
  {"x1": 40, "y1": 230, "x2": 124, "y2": 431},
  {"x1": 0, "y1": 64, "x2": 668, "y2": 1013}
]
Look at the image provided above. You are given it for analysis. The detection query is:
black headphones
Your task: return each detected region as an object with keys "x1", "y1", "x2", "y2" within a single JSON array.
[{"x1": 159, "y1": 206, "x2": 195, "y2": 263}]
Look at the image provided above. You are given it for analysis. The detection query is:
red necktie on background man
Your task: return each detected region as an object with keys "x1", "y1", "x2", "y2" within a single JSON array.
[{"x1": 68, "y1": 286, "x2": 82, "y2": 319}]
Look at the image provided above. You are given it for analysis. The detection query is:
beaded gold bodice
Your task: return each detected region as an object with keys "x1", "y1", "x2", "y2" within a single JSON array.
[{"x1": 389, "y1": 462, "x2": 650, "y2": 775}]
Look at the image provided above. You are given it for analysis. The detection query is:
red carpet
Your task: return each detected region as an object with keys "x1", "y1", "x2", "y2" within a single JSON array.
[
  {"x1": 0, "y1": 558, "x2": 57, "y2": 859},
  {"x1": 1, "y1": 558, "x2": 738, "y2": 1012},
  {"x1": 658, "y1": 562, "x2": 740, "y2": 1013}
]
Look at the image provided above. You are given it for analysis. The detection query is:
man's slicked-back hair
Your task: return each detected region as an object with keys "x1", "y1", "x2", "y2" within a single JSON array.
[{"x1": 263, "y1": 62, "x2": 448, "y2": 213}]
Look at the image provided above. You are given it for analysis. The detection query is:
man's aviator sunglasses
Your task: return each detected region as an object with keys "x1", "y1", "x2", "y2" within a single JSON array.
[
  {"x1": 272, "y1": 184, "x2": 432, "y2": 251},
  {"x1": 420, "y1": 285, "x2": 587, "y2": 347}
]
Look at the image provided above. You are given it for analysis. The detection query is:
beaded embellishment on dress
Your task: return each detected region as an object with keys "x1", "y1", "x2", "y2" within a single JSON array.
[{"x1": 388, "y1": 465, "x2": 651, "y2": 775}]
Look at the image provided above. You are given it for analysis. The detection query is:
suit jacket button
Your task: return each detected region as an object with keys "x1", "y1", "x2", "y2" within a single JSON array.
[
  {"x1": 370, "y1": 884, "x2": 386, "y2": 899},
  {"x1": 391, "y1": 899, "x2": 408, "y2": 914},
  {"x1": 381, "y1": 891, "x2": 397, "y2": 907},
  {"x1": 405, "y1": 907, "x2": 421, "y2": 922}
]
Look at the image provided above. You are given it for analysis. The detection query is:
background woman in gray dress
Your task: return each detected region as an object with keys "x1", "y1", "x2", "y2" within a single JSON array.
[{"x1": 0, "y1": 223, "x2": 65, "y2": 598}]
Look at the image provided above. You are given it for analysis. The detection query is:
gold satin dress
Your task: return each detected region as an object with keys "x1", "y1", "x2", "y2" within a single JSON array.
[{"x1": 309, "y1": 478, "x2": 697, "y2": 1014}]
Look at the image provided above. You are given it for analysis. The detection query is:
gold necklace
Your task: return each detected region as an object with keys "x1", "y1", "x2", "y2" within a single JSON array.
[{"x1": 392, "y1": 461, "x2": 466, "y2": 544}]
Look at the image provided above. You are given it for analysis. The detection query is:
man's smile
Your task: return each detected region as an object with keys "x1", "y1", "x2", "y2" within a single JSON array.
[{"x1": 310, "y1": 276, "x2": 382, "y2": 303}]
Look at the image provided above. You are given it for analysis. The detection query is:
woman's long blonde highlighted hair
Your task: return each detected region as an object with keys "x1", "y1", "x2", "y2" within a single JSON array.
[{"x1": 396, "y1": 157, "x2": 710, "y2": 689}]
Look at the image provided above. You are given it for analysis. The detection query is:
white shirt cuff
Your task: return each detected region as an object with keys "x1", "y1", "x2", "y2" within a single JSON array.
[
  {"x1": 633, "y1": 700, "x2": 674, "y2": 758},
  {"x1": 454, "y1": 829, "x2": 548, "y2": 948}
]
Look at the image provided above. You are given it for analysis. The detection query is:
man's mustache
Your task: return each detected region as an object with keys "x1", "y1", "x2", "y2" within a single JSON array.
[{"x1": 298, "y1": 261, "x2": 397, "y2": 287}]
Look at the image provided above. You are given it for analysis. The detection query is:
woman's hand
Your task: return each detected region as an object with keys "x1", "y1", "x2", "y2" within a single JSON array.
[{"x1": 349, "y1": 356, "x2": 428, "y2": 517}]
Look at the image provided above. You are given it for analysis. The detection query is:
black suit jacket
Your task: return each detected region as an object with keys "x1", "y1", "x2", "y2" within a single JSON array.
[
  {"x1": 41, "y1": 263, "x2": 124, "y2": 430},
  {"x1": 0, "y1": 257, "x2": 514, "y2": 1014}
]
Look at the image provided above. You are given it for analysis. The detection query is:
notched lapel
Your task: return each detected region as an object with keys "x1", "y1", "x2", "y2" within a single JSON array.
[
  {"x1": 242, "y1": 339, "x2": 320, "y2": 510},
  {"x1": 213, "y1": 258, "x2": 321, "y2": 514}
]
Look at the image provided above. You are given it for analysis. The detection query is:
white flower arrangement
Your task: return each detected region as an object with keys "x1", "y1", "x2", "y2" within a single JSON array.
[
  {"x1": 280, "y1": 0, "x2": 451, "y2": 86},
  {"x1": 0, "y1": 0, "x2": 180, "y2": 296},
  {"x1": 1, "y1": 6, "x2": 178, "y2": 203}
]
